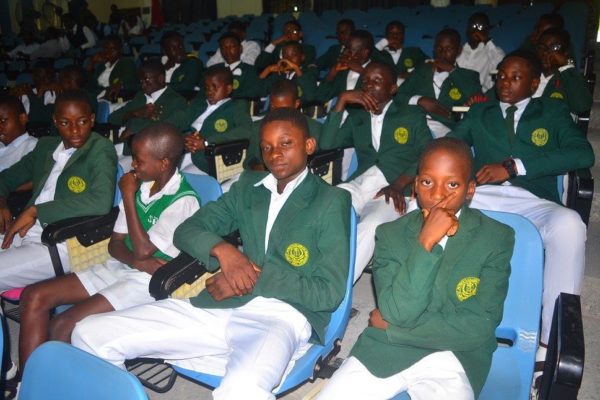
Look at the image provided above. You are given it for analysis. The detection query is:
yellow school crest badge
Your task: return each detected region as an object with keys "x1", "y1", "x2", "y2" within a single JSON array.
[
  {"x1": 214, "y1": 119, "x2": 228, "y2": 133},
  {"x1": 178, "y1": 74, "x2": 185, "y2": 82},
  {"x1": 285, "y1": 243, "x2": 309, "y2": 267},
  {"x1": 449, "y1": 88, "x2": 462, "y2": 101},
  {"x1": 67, "y1": 176, "x2": 86, "y2": 193},
  {"x1": 394, "y1": 127, "x2": 409, "y2": 144},
  {"x1": 297, "y1": 85, "x2": 303, "y2": 98},
  {"x1": 456, "y1": 277, "x2": 480, "y2": 301},
  {"x1": 550, "y1": 91, "x2": 564, "y2": 99},
  {"x1": 112, "y1": 78, "x2": 120, "y2": 84},
  {"x1": 531, "y1": 128, "x2": 549, "y2": 146},
  {"x1": 233, "y1": 79, "x2": 240, "y2": 90},
  {"x1": 404, "y1": 58, "x2": 414, "y2": 68}
]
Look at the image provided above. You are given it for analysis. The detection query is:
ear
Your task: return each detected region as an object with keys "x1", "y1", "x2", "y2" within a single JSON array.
[
  {"x1": 19, "y1": 112, "x2": 29, "y2": 126},
  {"x1": 294, "y1": 98, "x2": 301, "y2": 109},
  {"x1": 530, "y1": 77, "x2": 540, "y2": 94},
  {"x1": 305, "y1": 136, "x2": 317, "y2": 156},
  {"x1": 225, "y1": 83, "x2": 233, "y2": 96},
  {"x1": 89, "y1": 113, "x2": 96, "y2": 126},
  {"x1": 389, "y1": 82, "x2": 398, "y2": 97},
  {"x1": 466, "y1": 179, "x2": 476, "y2": 201},
  {"x1": 161, "y1": 157, "x2": 170, "y2": 171}
]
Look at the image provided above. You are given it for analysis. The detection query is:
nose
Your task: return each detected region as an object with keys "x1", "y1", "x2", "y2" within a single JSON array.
[
  {"x1": 431, "y1": 184, "x2": 446, "y2": 201},
  {"x1": 69, "y1": 122, "x2": 80, "y2": 136}
]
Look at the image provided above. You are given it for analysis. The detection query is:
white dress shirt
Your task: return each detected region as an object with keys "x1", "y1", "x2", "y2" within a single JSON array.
[
  {"x1": 97, "y1": 59, "x2": 120, "y2": 88},
  {"x1": 346, "y1": 60, "x2": 371, "y2": 90},
  {"x1": 207, "y1": 40, "x2": 261, "y2": 66},
  {"x1": 161, "y1": 55, "x2": 181, "y2": 84},
  {"x1": 34, "y1": 143, "x2": 76, "y2": 205},
  {"x1": 457, "y1": 40, "x2": 505, "y2": 92},
  {"x1": 0, "y1": 133, "x2": 37, "y2": 172},
  {"x1": 191, "y1": 98, "x2": 230, "y2": 132}
]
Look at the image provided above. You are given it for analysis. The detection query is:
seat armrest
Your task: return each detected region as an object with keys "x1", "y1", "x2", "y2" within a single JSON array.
[
  {"x1": 567, "y1": 169, "x2": 594, "y2": 225},
  {"x1": 41, "y1": 207, "x2": 119, "y2": 247},
  {"x1": 149, "y1": 252, "x2": 210, "y2": 300}
]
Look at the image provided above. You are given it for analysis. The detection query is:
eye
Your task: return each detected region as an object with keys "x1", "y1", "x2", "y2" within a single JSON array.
[
  {"x1": 448, "y1": 181, "x2": 459, "y2": 189},
  {"x1": 260, "y1": 144, "x2": 271, "y2": 152},
  {"x1": 78, "y1": 119, "x2": 88, "y2": 126},
  {"x1": 420, "y1": 178, "x2": 432, "y2": 187}
]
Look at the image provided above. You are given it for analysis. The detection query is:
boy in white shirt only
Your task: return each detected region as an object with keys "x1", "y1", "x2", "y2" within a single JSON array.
[{"x1": 0, "y1": 95, "x2": 37, "y2": 172}]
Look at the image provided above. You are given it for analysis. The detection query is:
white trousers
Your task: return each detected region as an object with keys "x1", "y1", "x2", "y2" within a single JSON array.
[
  {"x1": 72, "y1": 297, "x2": 312, "y2": 400},
  {"x1": 339, "y1": 167, "x2": 417, "y2": 282},
  {"x1": 469, "y1": 185, "x2": 587, "y2": 343},
  {"x1": 317, "y1": 353, "x2": 474, "y2": 400},
  {"x1": 0, "y1": 223, "x2": 69, "y2": 291}
]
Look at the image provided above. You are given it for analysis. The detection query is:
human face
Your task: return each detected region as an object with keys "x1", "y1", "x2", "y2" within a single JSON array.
[
  {"x1": 260, "y1": 120, "x2": 315, "y2": 192},
  {"x1": 281, "y1": 45, "x2": 304, "y2": 66},
  {"x1": 139, "y1": 70, "x2": 165, "y2": 95},
  {"x1": 54, "y1": 101, "x2": 94, "y2": 149},
  {"x1": 283, "y1": 23, "x2": 302, "y2": 42},
  {"x1": 204, "y1": 75, "x2": 232, "y2": 105},
  {"x1": 103, "y1": 40, "x2": 122, "y2": 64},
  {"x1": 496, "y1": 56, "x2": 539, "y2": 104},
  {"x1": 269, "y1": 94, "x2": 300, "y2": 110},
  {"x1": 361, "y1": 65, "x2": 397, "y2": 106},
  {"x1": 345, "y1": 37, "x2": 369, "y2": 64},
  {"x1": 386, "y1": 25, "x2": 404, "y2": 50},
  {"x1": 131, "y1": 138, "x2": 165, "y2": 181},
  {"x1": 337, "y1": 23, "x2": 353, "y2": 47},
  {"x1": 219, "y1": 37, "x2": 242, "y2": 65},
  {"x1": 416, "y1": 148, "x2": 475, "y2": 214},
  {"x1": 536, "y1": 33, "x2": 567, "y2": 75},
  {"x1": 434, "y1": 35, "x2": 460, "y2": 65},
  {"x1": 163, "y1": 36, "x2": 186, "y2": 64},
  {"x1": 0, "y1": 105, "x2": 27, "y2": 146}
]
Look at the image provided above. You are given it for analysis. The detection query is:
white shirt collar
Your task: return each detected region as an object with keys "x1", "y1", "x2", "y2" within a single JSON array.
[
  {"x1": 53, "y1": 142, "x2": 76, "y2": 161},
  {"x1": 207, "y1": 97, "x2": 230, "y2": 108},
  {"x1": 139, "y1": 169, "x2": 183, "y2": 203},
  {"x1": 254, "y1": 167, "x2": 309, "y2": 195},
  {"x1": 2, "y1": 133, "x2": 32, "y2": 150},
  {"x1": 438, "y1": 209, "x2": 462, "y2": 249},
  {"x1": 145, "y1": 86, "x2": 168, "y2": 104},
  {"x1": 226, "y1": 60, "x2": 241, "y2": 70},
  {"x1": 499, "y1": 97, "x2": 531, "y2": 115}
]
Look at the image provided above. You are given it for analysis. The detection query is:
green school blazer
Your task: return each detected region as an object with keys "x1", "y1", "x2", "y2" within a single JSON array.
[
  {"x1": 377, "y1": 46, "x2": 429, "y2": 75},
  {"x1": 541, "y1": 67, "x2": 592, "y2": 114},
  {"x1": 0, "y1": 132, "x2": 117, "y2": 225},
  {"x1": 89, "y1": 57, "x2": 139, "y2": 96},
  {"x1": 108, "y1": 86, "x2": 187, "y2": 134},
  {"x1": 449, "y1": 97, "x2": 594, "y2": 203},
  {"x1": 169, "y1": 57, "x2": 204, "y2": 92},
  {"x1": 174, "y1": 171, "x2": 352, "y2": 344},
  {"x1": 316, "y1": 68, "x2": 363, "y2": 104},
  {"x1": 351, "y1": 207, "x2": 514, "y2": 397},
  {"x1": 315, "y1": 44, "x2": 343, "y2": 71},
  {"x1": 319, "y1": 101, "x2": 432, "y2": 183},
  {"x1": 397, "y1": 64, "x2": 482, "y2": 128}
]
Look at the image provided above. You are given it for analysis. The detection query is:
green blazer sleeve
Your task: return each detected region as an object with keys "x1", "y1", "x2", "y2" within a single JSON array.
[
  {"x1": 543, "y1": 67, "x2": 592, "y2": 114},
  {"x1": 296, "y1": 65, "x2": 318, "y2": 104},
  {"x1": 315, "y1": 44, "x2": 341, "y2": 70},
  {"x1": 169, "y1": 57, "x2": 203, "y2": 92},
  {"x1": 315, "y1": 71, "x2": 347, "y2": 103},
  {"x1": 318, "y1": 110, "x2": 355, "y2": 149},
  {"x1": 255, "y1": 49, "x2": 278, "y2": 72},
  {"x1": 0, "y1": 145, "x2": 37, "y2": 198},
  {"x1": 111, "y1": 57, "x2": 139, "y2": 92},
  {"x1": 107, "y1": 92, "x2": 146, "y2": 126}
]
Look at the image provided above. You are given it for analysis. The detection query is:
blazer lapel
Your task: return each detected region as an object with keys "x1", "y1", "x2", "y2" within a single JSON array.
[
  {"x1": 515, "y1": 98, "x2": 542, "y2": 142},
  {"x1": 439, "y1": 207, "x2": 481, "y2": 271},
  {"x1": 249, "y1": 184, "x2": 270, "y2": 263}
]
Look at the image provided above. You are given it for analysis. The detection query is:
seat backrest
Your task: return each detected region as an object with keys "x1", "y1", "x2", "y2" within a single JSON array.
[
  {"x1": 19, "y1": 341, "x2": 148, "y2": 400},
  {"x1": 182, "y1": 172, "x2": 223, "y2": 206},
  {"x1": 96, "y1": 100, "x2": 111, "y2": 124},
  {"x1": 114, "y1": 164, "x2": 124, "y2": 207}
]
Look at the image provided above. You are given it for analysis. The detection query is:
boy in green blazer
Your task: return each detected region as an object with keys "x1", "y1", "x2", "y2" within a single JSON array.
[
  {"x1": 315, "y1": 19, "x2": 355, "y2": 71},
  {"x1": 397, "y1": 28, "x2": 482, "y2": 138},
  {"x1": 215, "y1": 32, "x2": 262, "y2": 100},
  {"x1": 375, "y1": 21, "x2": 428, "y2": 80},
  {"x1": 534, "y1": 28, "x2": 591, "y2": 114},
  {"x1": 0, "y1": 90, "x2": 117, "y2": 291},
  {"x1": 161, "y1": 31, "x2": 204, "y2": 93},
  {"x1": 449, "y1": 51, "x2": 594, "y2": 391},
  {"x1": 72, "y1": 108, "x2": 352, "y2": 400},
  {"x1": 168, "y1": 65, "x2": 253, "y2": 175},
  {"x1": 255, "y1": 20, "x2": 316, "y2": 72},
  {"x1": 318, "y1": 137, "x2": 514, "y2": 400},
  {"x1": 319, "y1": 61, "x2": 432, "y2": 281}
]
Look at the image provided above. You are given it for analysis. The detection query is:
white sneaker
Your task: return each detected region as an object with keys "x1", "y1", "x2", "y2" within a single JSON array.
[{"x1": 4, "y1": 361, "x2": 18, "y2": 380}]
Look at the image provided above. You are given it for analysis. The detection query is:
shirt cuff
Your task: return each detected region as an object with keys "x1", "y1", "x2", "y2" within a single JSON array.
[
  {"x1": 409, "y1": 95, "x2": 422, "y2": 105},
  {"x1": 265, "y1": 43, "x2": 276, "y2": 53},
  {"x1": 513, "y1": 158, "x2": 527, "y2": 176}
]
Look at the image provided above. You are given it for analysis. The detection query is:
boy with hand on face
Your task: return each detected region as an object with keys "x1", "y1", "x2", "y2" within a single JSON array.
[
  {"x1": 375, "y1": 21, "x2": 428, "y2": 81},
  {"x1": 315, "y1": 19, "x2": 355, "y2": 71},
  {"x1": 319, "y1": 61, "x2": 431, "y2": 281},
  {"x1": 0, "y1": 95, "x2": 37, "y2": 172},
  {"x1": 0, "y1": 90, "x2": 117, "y2": 292},
  {"x1": 72, "y1": 108, "x2": 351, "y2": 400},
  {"x1": 317, "y1": 137, "x2": 514, "y2": 400},
  {"x1": 255, "y1": 20, "x2": 316, "y2": 72},
  {"x1": 449, "y1": 51, "x2": 594, "y2": 394},
  {"x1": 398, "y1": 28, "x2": 481, "y2": 138}
]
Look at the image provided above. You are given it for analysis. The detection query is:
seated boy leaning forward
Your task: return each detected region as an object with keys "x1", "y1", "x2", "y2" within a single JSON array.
[
  {"x1": 0, "y1": 89, "x2": 117, "y2": 292},
  {"x1": 317, "y1": 137, "x2": 515, "y2": 400},
  {"x1": 319, "y1": 61, "x2": 432, "y2": 281},
  {"x1": 448, "y1": 50, "x2": 594, "y2": 391},
  {"x1": 0, "y1": 95, "x2": 38, "y2": 172},
  {"x1": 18, "y1": 123, "x2": 199, "y2": 376},
  {"x1": 72, "y1": 108, "x2": 352, "y2": 400}
]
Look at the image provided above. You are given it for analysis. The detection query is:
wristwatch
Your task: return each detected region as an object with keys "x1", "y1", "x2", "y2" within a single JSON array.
[{"x1": 502, "y1": 158, "x2": 517, "y2": 179}]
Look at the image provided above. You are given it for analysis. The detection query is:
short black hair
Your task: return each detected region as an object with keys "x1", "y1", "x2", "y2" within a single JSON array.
[
  {"x1": 468, "y1": 12, "x2": 490, "y2": 27},
  {"x1": 364, "y1": 61, "x2": 397, "y2": 86},
  {"x1": 260, "y1": 107, "x2": 309, "y2": 139},
  {"x1": 140, "y1": 58, "x2": 166, "y2": 76},
  {"x1": 219, "y1": 31, "x2": 241, "y2": 45},
  {"x1": 270, "y1": 79, "x2": 299, "y2": 100},
  {"x1": 227, "y1": 20, "x2": 247, "y2": 33},
  {"x1": 501, "y1": 50, "x2": 542, "y2": 79},
  {"x1": 350, "y1": 30, "x2": 374, "y2": 54},
  {"x1": 436, "y1": 28, "x2": 461, "y2": 45},
  {"x1": 539, "y1": 27, "x2": 571, "y2": 50},
  {"x1": 0, "y1": 94, "x2": 27, "y2": 115},
  {"x1": 282, "y1": 40, "x2": 304, "y2": 54},
  {"x1": 337, "y1": 19, "x2": 355, "y2": 30},
  {"x1": 284, "y1": 20, "x2": 302, "y2": 32},
  {"x1": 160, "y1": 30, "x2": 183, "y2": 47},
  {"x1": 133, "y1": 122, "x2": 184, "y2": 165},
  {"x1": 538, "y1": 13, "x2": 564, "y2": 30},
  {"x1": 418, "y1": 137, "x2": 473, "y2": 179},
  {"x1": 54, "y1": 89, "x2": 93, "y2": 114},
  {"x1": 386, "y1": 20, "x2": 405, "y2": 35},
  {"x1": 204, "y1": 64, "x2": 233, "y2": 86},
  {"x1": 59, "y1": 65, "x2": 87, "y2": 88}
]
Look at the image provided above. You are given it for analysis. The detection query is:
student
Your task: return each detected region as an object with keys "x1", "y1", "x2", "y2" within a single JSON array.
[
  {"x1": 0, "y1": 90, "x2": 117, "y2": 292},
  {"x1": 215, "y1": 32, "x2": 261, "y2": 100},
  {"x1": 244, "y1": 79, "x2": 322, "y2": 170},
  {"x1": 398, "y1": 28, "x2": 481, "y2": 138},
  {"x1": 375, "y1": 21, "x2": 428, "y2": 80},
  {"x1": 255, "y1": 20, "x2": 316, "y2": 72},
  {"x1": 448, "y1": 51, "x2": 594, "y2": 392},
  {"x1": 108, "y1": 59, "x2": 187, "y2": 145},
  {"x1": 521, "y1": 13, "x2": 566, "y2": 54},
  {"x1": 10, "y1": 61, "x2": 58, "y2": 126},
  {"x1": 317, "y1": 137, "x2": 514, "y2": 400},
  {"x1": 161, "y1": 31, "x2": 203, "y2": 93},
  {"x1": 86, "y1": 35, "x2": 138, "y2": 101},
  {"x1": 72, "y1": 107, "x2": 352, "y2": 400},
  {"x1": 58, "y1": 65, "x2": 99, "y2": 114},
  {"x1": 18, "y1": 123, "x2": 199, "y2": 376},
  {"x1": 315, "y1": 19, "x2": 355, "y2": 71},
  {"x1": 207, "y1": 20, "x2": 262, "y2": 67},
  {"x1": 533, "y1": 28, "x2": 592, "y2": 115},
  {"x1": 317, "y1": 30, "x2": 376, "y2": 104},
  {"x1": 168, "y1": 65, "x2": 253, "y2": 175},
  {"x1": 319, "y1": 61, "x2": 431, "y2": 281},
  {"x1": 456, "y1": 12, "x2": 505, "y2": 92},
  {"x1": 258, "y1": 41, "x2": 318, "y2": 106},
  {"x1": 0, "y1": 95, "x2": 37, "y2": 172}
]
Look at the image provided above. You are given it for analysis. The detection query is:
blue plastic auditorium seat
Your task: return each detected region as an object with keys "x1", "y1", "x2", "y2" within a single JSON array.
[{"x1": 181, "y1": 173, "x2": 223, "y2": 206}]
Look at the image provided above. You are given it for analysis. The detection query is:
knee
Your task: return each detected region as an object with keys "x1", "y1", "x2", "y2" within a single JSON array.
[
  {"x1": 49, "y1": 313, "x2": 76, "y2": 341},
  {"x1": 544, "y1": 207, "x2": 586, "y2": 243},
  {"x1": 20, "y1": 285, "x2": 52, "y2": 313}
]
